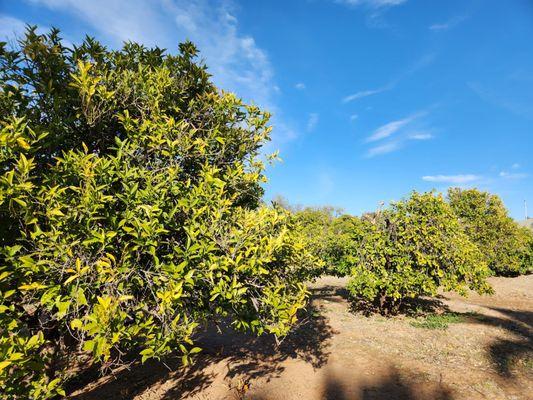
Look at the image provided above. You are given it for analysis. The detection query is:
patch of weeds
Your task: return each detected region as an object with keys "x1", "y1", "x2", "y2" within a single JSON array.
[{"x1": 410, "y1": 312, "x2": 465, "y2": 330}]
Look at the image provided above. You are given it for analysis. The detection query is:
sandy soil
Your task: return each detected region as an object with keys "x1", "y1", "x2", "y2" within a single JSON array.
[{"x1": 69, "y1": 275, "x2": 533, "y2": 400}]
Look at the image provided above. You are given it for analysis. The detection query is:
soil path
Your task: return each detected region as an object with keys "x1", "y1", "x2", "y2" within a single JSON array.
[{"x1": 70, "y1": 275, "x2": 533, "y2": 400}]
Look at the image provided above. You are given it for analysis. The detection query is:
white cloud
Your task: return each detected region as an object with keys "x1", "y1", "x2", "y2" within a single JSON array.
[
  {"x1": 307, "y1": 113, "x2": 319, "y2": 132},
  {"x1": 429, "y1": 15, "x2": 467, "y2": 32},
  {"x1": 362, "y1": 110, "x2": 434, "y2": 157},
  {"x1": 408, "y1": 132, "x2": 433, "y2": 140},
  {"x1": 342, "y1": 87, "x2": 387, "y2": 103},
  {"x1": 422, "y1": 174, "x2": 481, "y2": 184},
  {"x1": 404, "y1": 52, "x2": 437, "y2": 75},
  {"x1": 0, "y1": 15, "x2": 60, "y2": 45},
  {"x1": 366, "y1": 141, "x2": 402, "y2": 157},
  {"x1": 367, "y1": 118, "x2": 411, "y2": 142},
  {"x1": 0, "y1": 15, "x2": 28, "y2": 39},
  {"x1": 512, "y1": 163, "x2": 520, "y2": 169},
  {"x1": 350, "y1": 113, "x2": 359, "y2": 121},
  {"x1": 342, "y1": 53, "x2": 436, "y2": 104},
  {"x1": 295, "y1": 82, "x2": 306, "y2": 90},
  {"x1": 335, "y1": 0, "x2": 407, "y2": 28},
  {"x1": 499, "y1": 171, "x2": 528, "y2": 180},
  {"x1": 29, "y1": 0, "x2": 171, "y2": 46},
  {"x1": 366, "y1": 112, "x2": 423, "y2": 142}
]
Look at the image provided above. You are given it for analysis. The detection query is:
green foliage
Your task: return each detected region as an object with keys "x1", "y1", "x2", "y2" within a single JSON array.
[
  {"x1": 517, "y1": 226, "x2": 533, "y2": 273},
  {"x1": 290, "y1": 206, "x2": 345, "y2": 276},
  {"x1": 448, "y1": 188, "x2": 533, "y2": 276},
  {"x1": 0, "y1": 28, "x2": 316, "y2": 398},
  {"x1": 410, "y1": 312, "x2": 465, "y2": 330},
  {"x1": 346, "y1": 192, "x2": 492, "y2": 314},
  {"x1": 326, "y1": 215, "x2": 366, "y2": 276}
]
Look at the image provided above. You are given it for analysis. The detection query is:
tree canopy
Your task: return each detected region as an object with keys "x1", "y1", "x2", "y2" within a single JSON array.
[
  {"x1": 448, "y1": 188, "x2": 533, "y2": 276},
  {"x1": 0, "y1": 27, "x2": 317, "y2": 398}
]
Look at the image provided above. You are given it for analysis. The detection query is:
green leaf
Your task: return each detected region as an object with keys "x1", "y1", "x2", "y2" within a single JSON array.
[{"x1": 70, "y1": 319, "x2": 83, "y2": 330}]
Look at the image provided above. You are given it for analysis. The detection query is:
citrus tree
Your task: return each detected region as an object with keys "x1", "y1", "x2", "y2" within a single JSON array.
[
  {"x1": 0, "y1": 28, "x2": 317, "y2": 398},
  {"x1": 346, "y1": 192, "x2": 492, "y2": 314},
  {"x1": 448, "y1": 188, "x2": 533, "y2": 276},
  {"x1": 290, "y1": 206, "x2": 345, "y2": 276}
]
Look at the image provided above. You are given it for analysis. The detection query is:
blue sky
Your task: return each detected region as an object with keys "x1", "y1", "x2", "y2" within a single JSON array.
[{"x1": 2, "y1": 0, "x2": 532, "y2": 219}]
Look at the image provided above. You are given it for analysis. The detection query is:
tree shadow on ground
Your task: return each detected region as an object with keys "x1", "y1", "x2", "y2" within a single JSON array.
[
  {"x1": 322, "y1": 368, "x2": 454, "y2": 400},
  {"x1": 342, "y1": 287, "x2": 532, "y2": 382},
  {"x1": 308, "y1": 284, "x2": 449, "y2": 317},
  {"x1": 349, "y1": 295, "x2": 450, "y2": 317},
  {"x1": 461, "y1": 307, "x2": 532, "y2": 379},
  {"x1": 66, "y1": 353, "x2": 217, "y2": 400},
  {"x1": 249, "y1": 367, "x2": 454, "y2": 400},
  {"x1": 307, "y1": 284, "x2": 351, "y2": 304},
  {"x1": 67, "y1": 290, "x2": 336, "y2": 399}
]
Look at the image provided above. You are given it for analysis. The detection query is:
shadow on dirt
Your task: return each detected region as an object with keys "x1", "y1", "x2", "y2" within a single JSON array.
[
  {"x1": 308, "y1": 284, "x2": 351, "y2": 304},
  {"x1": 320, "y1": 368, "x2": 454, "y2": 400},
  {"x1": 249, "y1": 367, "x2": 455, "y2": 400},
  {"x1": 343, "y1": 286, "x2": 532, "y2": 382},
  {"x1": 397, "y1": 302, "x2": 532, "y2": 380},
  {"x1": 461, "y1": 307, "x2": 532, "y2": 380},
  {"x1": 67, "y1": 290, "x2": 336, "y2": 399},
  {"x1": 349, "y1": 294, "x2": 450, "y2": 317}
]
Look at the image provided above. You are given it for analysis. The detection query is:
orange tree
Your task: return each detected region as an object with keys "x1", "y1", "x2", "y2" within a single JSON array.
[
  {"x1": 448, "y1": 188, "x2": 533, "y2": 276},
  {"x1": 345, "y1": 192, "x2": 492, "y2": 314},
  {"x1": 290, "y1": 206, "x2": 346, "y2": 276},
  {"x1": 0, "y1": 28, "x2": 317, "y2": 398}
]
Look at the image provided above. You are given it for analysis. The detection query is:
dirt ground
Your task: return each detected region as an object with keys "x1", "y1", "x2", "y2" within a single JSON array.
[{"x1": 69, "y1": 275, "x2": 533, "y2": 400}]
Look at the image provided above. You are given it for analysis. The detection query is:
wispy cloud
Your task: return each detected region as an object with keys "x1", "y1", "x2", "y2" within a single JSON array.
[
  {"x1": 350, "y1": 113, "x2": 359, "y2": 121},
  {"x1": 342, "y1": 87, "x2": 389, "y2": 103},
  {"x1": 0, "y1": 15, "x2": 28, "y2": 39},
  {"x1": 307, "y1": 113, "x2": 319, "y2": 132},
  {"x1": 364, "y1": 109, "x2": 434, "y2": 157},
  {"x1": 468, "y1": 81, "x2": 533, "y2": 120},
  {"x1": 342, "y1": 53, "x2": 436, "y2": 104},
  {"x1": 295, "y1": 82, "x2": 306, "y2": 90},
  {"x1": 366, "y1": 111, "x2": 424, "y2": 142},
  {"x1": 422, "y1": 174, "x2": 482, "y2": 184},
  {"x1": 499, "y1": 171, "x2": 528, "y2": 180},
  {"x1": 429, "y1": 15, "x2": 467, "y2": 32},
  {"x1": 366, "y1": 141, "x2": 402, "y2": 157},
  {"x1": 404, "y1": 52, "x2": 437, "y2": 75},
  {"x1": 336, "y1": 0, "x2": 407, "y2": 9},
  {"x1": 334, "y1": 0, "x2": 408, "y2": 28},
  {"x1": 408, "y1": 132, "x2": 433, "y2": 140},
  {"x1": 29, "y1": 0, "x2": 172, "y2": 46},
  {"x1": 424, "y1": 161, "x2": 529, "y2": 187}
]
